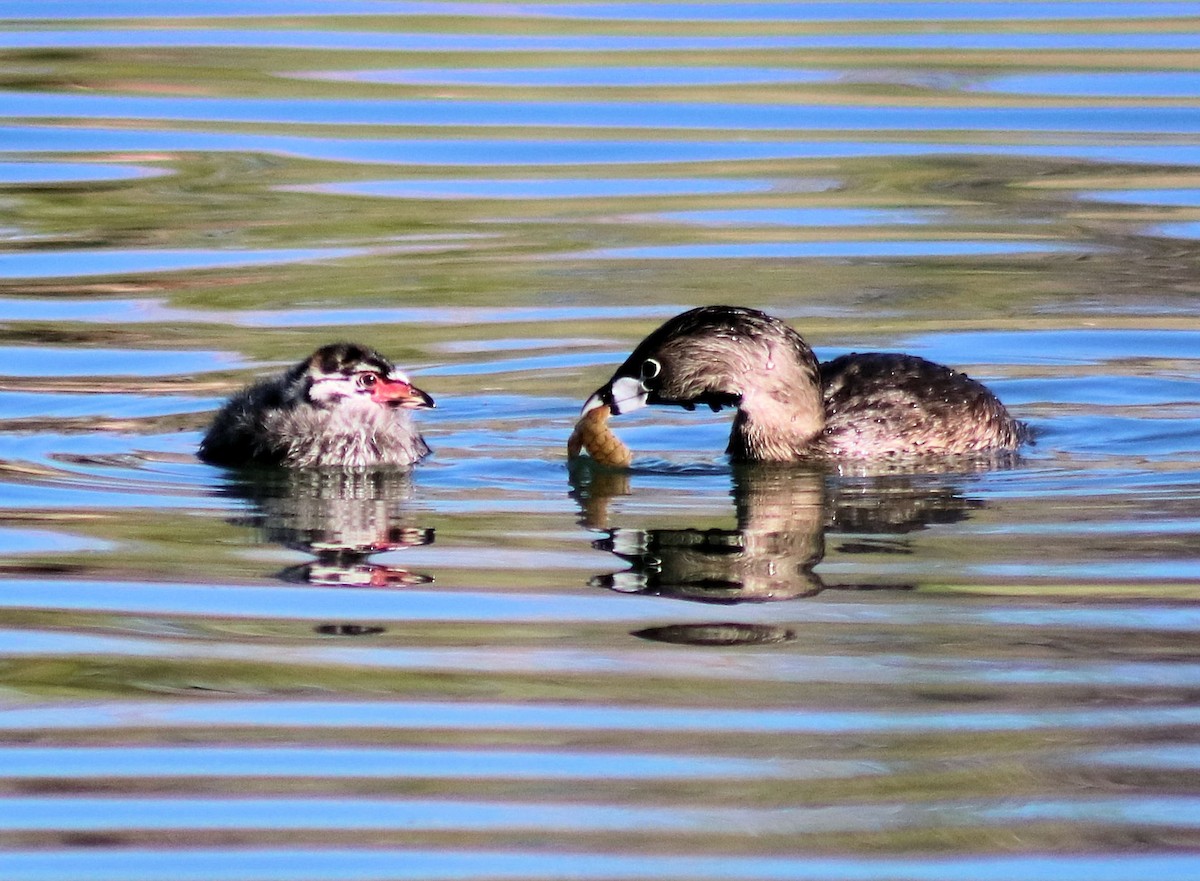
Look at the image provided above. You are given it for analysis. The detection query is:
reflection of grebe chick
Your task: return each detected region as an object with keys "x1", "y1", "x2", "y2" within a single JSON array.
[
  {"x1": 581, "y1": 306, "x2": 1026, "y2": 462},
  {"x1": 200, "y1": 342, "x2": 434, "y2": 468}
]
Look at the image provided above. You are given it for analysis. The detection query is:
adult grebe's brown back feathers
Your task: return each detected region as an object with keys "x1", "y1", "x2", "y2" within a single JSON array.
[{"x1": 820, "y1": 351, "x2": 1027, "y2": 457}]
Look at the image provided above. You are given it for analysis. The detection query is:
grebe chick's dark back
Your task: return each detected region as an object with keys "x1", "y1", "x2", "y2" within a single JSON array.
[
  {"x1": 199, "y1": 342, "x2": 435, "y2": 469},
  {"x1": 582, "y1": 306, "x2": 1026, "y2": 462}
]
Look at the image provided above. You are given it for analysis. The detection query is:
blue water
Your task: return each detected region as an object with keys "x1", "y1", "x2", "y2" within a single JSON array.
[{"x1": 2, "y1": 2, "x2": 1200, "y2": 879}]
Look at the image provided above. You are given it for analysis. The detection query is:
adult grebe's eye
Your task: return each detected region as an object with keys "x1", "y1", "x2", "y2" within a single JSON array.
[
  {"x1": 640, "y1": 358, "x2": 662, "y2": 382},
  {"x1": 356, "y1": 373, "x2": 379, "y2": 389}
]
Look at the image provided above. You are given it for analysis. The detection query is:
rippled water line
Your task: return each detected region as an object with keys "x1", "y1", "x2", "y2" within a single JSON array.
[
  {"x1": 0, "y1": 529, "x2": 112, "y2": 554},
  {"x1": 307, "y1": 67, "x2": 842, "y2": 88},
  {"x1": 300, "y1": 67, "x2": 1200, "y2": 100},
  {"x1": 2, "y1": 1, "x2": 1194, "y2": 23},
  {"x1": 6, "y1": 580, "x2": 1200, "y2": 630},
  {"x1": 1084, "y1": 188, "x2": 1200, "y2": 206},
  {"x1": 9, "y1": 794, "x2": 1200, "y2": 836},
  {"x1": 899, "y1": 329, "x2": 1200, "y2": 365},
  {"x1": 5, "y1": 700, "x2": 1200, "y2": 735},
  {"x1": 0, "y1": 796, "x2": 903, "y2": 834},
  {"x1": 1159, "y1": 220, "x2": 1200, "y2": 238},
  {"x1": 5, "y1": 125, "x2": 1195, "y2": 168},
  {"x1": 1082, "y1": 743, "x2": 1200, "y2": 769},
  {"x1": 3, "y1": 303, "x2": 1199, "y2": 346},
  {"x1": 464, "y1": 2, "x2": 1200, "y2": 24},
  {"x1": 981, "y1": 71, "x2": 1200, "y2": 99},
  {"x1": 979, "y1": 560, "x2": 1200, "y2": 579},
  {"x1": 0, "y1": 160, "x2": 163, "y2": 183},
  {"x1": 654, "y1": 208, "x2": 937, "y2": 226},
  {"x1": 579, "y1": 241, "x2": 1083, "y2": 260},
  {"x1": 0, "y1": 482, "x2": 235, "y2": 511},
  {"x1": 0, "y1": 392, "x2": 210, "y2": 420},
  {"x1": 2, "y1": 29, "x2": 1199, "y2": 52},
  {"x1": 305, "y1": 178, "x2": 775, "y2": 199},
  {"x1": 7, "y1": 94, "x2": 1199, "y2": 133},
  {"x1": 8, "y1": 628, "x2": 1200, "y2": 688},
  {"x1": 0, "y1": 346, "x2": 240, "y2": 377},
  {"x1": 421, "y1": 349, "x2": 645, "y2": 375},
  {"x1": 0, "y1": 745, "x2": 875, "y2": 780},
  {"x1": 0, "y1": 299, "x2": 684, "y2": 327},
  {"x1": 3, "y1": 849, "x2": 1198, "y2": 881},
  {"x1": 0, "y1": 248, "x2": 362, "y2": 280}
]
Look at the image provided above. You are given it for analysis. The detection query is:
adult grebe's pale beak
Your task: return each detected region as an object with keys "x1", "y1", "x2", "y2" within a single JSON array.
[{"x1": 581, "y1": 375, "x2": 648, "y2": 418}]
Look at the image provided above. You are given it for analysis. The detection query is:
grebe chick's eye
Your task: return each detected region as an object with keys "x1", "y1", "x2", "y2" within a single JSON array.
[{"x1": 356, "y1": 373, "x2": 379, "y2": 389}]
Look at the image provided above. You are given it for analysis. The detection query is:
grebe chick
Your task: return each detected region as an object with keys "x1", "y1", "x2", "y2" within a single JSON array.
[
  {"x1": 582, "y1": 306, "x2": 1026, "y2": 462},
  {"x1": 199, "y1": 342, "x2": 434, "y2": 468}
]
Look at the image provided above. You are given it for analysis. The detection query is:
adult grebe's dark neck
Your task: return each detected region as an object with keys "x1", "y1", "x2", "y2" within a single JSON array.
[{"x1": 581, "y1": 306, "x2": 826, "y2": 462}]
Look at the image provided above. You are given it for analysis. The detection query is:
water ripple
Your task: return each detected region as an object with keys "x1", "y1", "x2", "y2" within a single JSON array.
[
  {"x1": 6, "y1": 93, "x2": 1198, "y2": 133},
  {"x1": 0, "y1": 248, "x2": 360, "y2": 279},
  {"x1": 2, "y1": 4, "x2": 1199, "y2": 878},
  {"x1": 4, "y1": 698, "x2": 1200, "y2": 735}
]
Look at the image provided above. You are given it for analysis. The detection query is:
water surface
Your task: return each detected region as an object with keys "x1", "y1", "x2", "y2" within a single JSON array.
[{"x1": 1, "y1": 2, "x2": 1199, "y2": 879}]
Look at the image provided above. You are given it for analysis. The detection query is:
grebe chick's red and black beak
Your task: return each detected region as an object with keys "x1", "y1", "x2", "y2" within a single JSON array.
[
  {"x1": 199, "y1": 342, "x2": 435, "y2": 469},
  {"x1": 582, "y1": 306, "x2": 1027, "y2": 462}
]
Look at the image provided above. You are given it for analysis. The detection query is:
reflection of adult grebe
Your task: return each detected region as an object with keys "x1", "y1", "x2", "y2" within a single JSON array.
[
  {"x1": 571, "y1": 463, "x2": 982, "y2": 609},
  {"x1": 200, "y1": 343, "x2": 435, "y2": 468},
  {"x1": 579, "y1": 466, "x2": 827, "y2": 604},
  {"x1": 581, "y1": 306, "x2": 1027, "y2": 461}
]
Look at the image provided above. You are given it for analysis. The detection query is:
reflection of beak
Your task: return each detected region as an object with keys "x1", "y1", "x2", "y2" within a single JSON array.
[
  {"x1": 582, "y1": 376, "x2": 647, "y2": 417},
  {"x1": 372, "y1": 377, "x2": 435, "y2": 410}
]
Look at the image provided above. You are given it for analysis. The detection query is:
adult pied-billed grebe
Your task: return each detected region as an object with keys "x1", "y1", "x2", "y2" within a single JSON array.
[
  {"x1": 581, "y1": 306, "x2": 1026, "y2": 461},
  {"x1": 199, "y1": 342, "x2": 434, "y2": 468}
]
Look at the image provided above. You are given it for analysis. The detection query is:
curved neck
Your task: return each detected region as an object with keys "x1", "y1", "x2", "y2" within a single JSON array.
[{"x1": 728, "y1": 387, "x2": 825, "y2": 462}]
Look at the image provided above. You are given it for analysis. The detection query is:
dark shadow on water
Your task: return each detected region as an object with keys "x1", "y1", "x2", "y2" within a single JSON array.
[
  {"x1": 570, "y1": 456, "x2": 1013, "y2": 645},
  {"x1": 631, "y1": 622, "x2": 799, "y2": 646}
]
